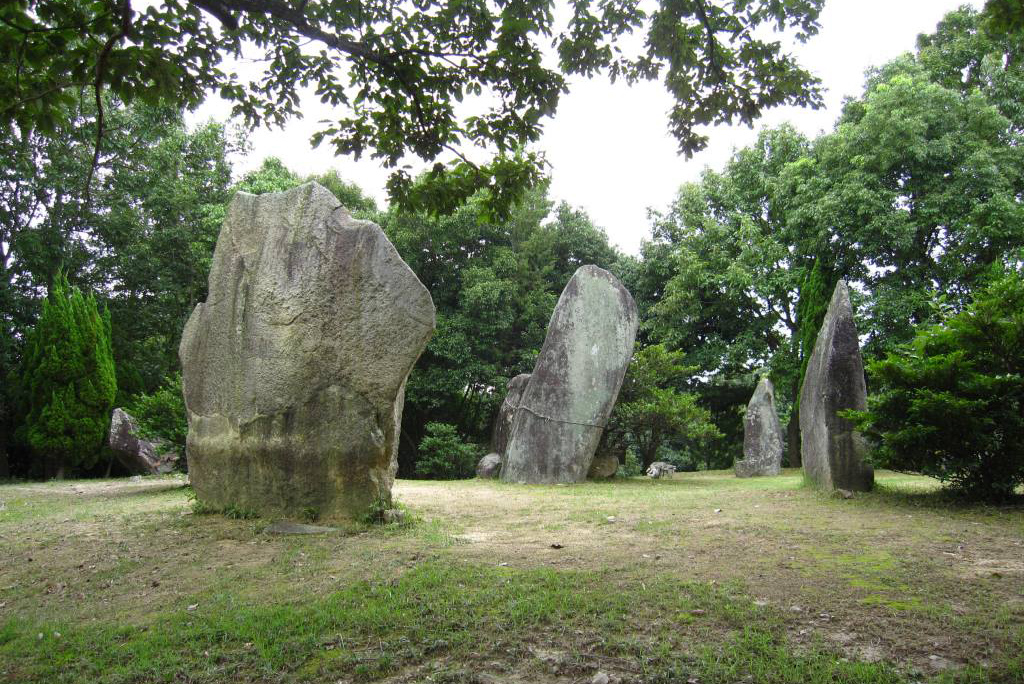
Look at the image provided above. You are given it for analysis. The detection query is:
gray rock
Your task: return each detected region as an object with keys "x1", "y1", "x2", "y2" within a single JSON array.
[
  {"x1": 491, "y1": 373, "x2": 530, "y2": 459},
  {"x1": 646, "y1": 461, "x2": 676, "y2": 479},
  {"x1": 179, "y1": 182, "x2": 435, "y2": 520},
  {"x1": 799, "y1": 281, "x2": 874, "y2": 492},
  {"x1": 501, "y1": 266, "x2": 638, "y2": 484},
  {"x1": 735, "y1": 377, "x2": 783, "y2": 477},
  {"x1": 476, "y1": 452, "x2": 502, "y2": 479},
  {"x1": 108, "y1": 408, "x2": 179, "y2": 475},
  {"x1": 587, "y1": 452, "x2": 619, "y2": 479}
]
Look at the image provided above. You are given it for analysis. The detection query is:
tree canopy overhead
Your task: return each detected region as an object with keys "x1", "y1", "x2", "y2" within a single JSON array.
[{"x1": 0, "y1": 0, "x2": 824, "y2": 214}]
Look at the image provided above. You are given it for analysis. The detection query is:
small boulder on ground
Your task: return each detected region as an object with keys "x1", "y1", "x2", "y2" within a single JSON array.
[
  {"x1": 587, "y1": 452, "x2": 619, "y2": 479},
  {"x1": 646, "y1": 461, "x2": 676, "y2": 479},
  {"x1": 476, "y1": 453, "x2": 502, "y2": 479},
  {"x1": 108, "y1": 408, "x2": 178, "y2": 475}
]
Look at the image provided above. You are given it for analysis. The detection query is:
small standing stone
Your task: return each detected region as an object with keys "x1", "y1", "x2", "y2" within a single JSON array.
[
  {"x1": 108, "y1": 408, "x2": 179, "y2": 475},
  {"x1": 734, "y1": 377, "x2": 783, "y2": 477},
  {"x1": 799, "y1": 280, "x2": 874, "y2": 492},
  {"x1": 491, "y1": 373, "x2": 531, "y2": 460}
]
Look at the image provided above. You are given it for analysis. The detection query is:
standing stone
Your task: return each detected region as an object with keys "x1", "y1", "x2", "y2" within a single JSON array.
[
  {"x1": 501, "y1": 265, "x2": 638, "y2": 484},
  {"x1": 179, "y1": 182, "x2": 435, "y2": 520},
  {"x1": 735, "y1": 378, "x2": 783, "y2": 477},
  {"x1": 491, "y1": 373, "x2": 531, "y2": 459},
  {"x1": 108, "y1": 408, "x2": 179, "y2": 475},
  {"x1": 799, "y1": 280, "x2": 873, "y2": 491}
]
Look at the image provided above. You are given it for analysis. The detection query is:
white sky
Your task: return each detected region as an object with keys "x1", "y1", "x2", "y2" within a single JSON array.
[{"x1": 190, "y1": 0, "x2": 985, "y2": 255}]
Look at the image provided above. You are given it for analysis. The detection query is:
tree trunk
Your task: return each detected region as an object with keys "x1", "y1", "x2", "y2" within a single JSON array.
[
  {"x1": 0, "y1": 448, "x2": 8, "y2": 479},
  {"x1": 787, "y1": 410, "x2": 801, "y2": 468}
]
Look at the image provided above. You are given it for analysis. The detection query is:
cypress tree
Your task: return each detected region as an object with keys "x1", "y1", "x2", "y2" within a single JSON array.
[
  {"x1": 19, "y1": 274, "x2": 117, "y2": 477},
  {"x1": 788, "y1": 259, "x2": 835, "y2": 466}
]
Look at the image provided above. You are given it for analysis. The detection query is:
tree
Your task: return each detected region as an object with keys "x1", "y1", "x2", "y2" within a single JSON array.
[
  {"x1": 849, "y1": 268, "x2": 1024, "y2": 502},
  {"x1": 415, "y1": 422, "x2": 482, "y2": 480},
  {"x1": 603, "y1": 345, "x2": 720, "y2": 469},
  {"x1": 0, "y1": 0, "x2": 825, "y2": 216},
  {"x1": 16, "y1": 274, "x2": 117, "y2": 478}
]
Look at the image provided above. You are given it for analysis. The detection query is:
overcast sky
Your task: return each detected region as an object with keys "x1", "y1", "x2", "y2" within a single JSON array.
[{"x1": 191, "y1": 0, "x2": 985, "y2": 255}]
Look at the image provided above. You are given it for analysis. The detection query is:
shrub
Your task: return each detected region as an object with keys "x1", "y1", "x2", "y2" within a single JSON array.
[
  {"x1": 415, "y1": 422, "x2": 481, "y2": 479},
  {"x1": 127, "y1": 373, "x2": 187, "y2": 460},
  {"x1": 849, "y1": 270, "x2": 1024, "y2": 502}
]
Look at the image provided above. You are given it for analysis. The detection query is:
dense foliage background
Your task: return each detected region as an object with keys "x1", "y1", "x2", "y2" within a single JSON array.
[{"x1": 1, "y1": 6, "x2": 1021, "y2": 499}]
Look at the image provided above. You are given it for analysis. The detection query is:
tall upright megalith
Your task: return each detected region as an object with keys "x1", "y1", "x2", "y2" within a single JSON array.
[
  {"x1": 735, "y1": 377, "x2": 783, "y2": 477},
  {"x1": 799, "y1": 280, "x2": 873, "y2": 491},
  {"x1": 501, "y1": 265, "x2": 638, "y2": 484},
  {"x1": 179, "y1": 182, "x2": 435, "y2": 519}
]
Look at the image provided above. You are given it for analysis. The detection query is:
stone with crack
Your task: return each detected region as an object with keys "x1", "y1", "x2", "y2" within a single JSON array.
[
  {"x1": 501, "y1": 265, "x2": 638, "y2": 484},
  {"x1": 179, "y1": 182, "x2": 435, "y2": 520}
]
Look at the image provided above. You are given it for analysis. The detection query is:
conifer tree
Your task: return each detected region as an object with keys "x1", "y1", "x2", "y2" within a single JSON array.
[{"x1": 19, "y1": 274, "x2": 117, "y2": 478}]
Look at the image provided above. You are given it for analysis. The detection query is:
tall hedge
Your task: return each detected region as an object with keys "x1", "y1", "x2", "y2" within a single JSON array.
[{"x1": 18, "y1": 274, "x2": 117, "y2": 477}]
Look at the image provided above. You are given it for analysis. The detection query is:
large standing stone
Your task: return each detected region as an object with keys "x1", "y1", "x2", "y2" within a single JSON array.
[
  {"x1": 179, "y1": 182, "x2": 435, "y2": 520},
  {"x1": 108, "y1": 408, "x2": 179, "y2": 475},
  {"x1": 491, "y1": 373, "x2": 531, "y2": 459},
  {"x1": 799, "y1": 280, "x2": 874, "y2": 491},
  {"x1": 501, "y1": 265, "x2": 638, "y2": 484},
  {"x1": 735, "y1": 378, "x2": 783, "y2": 477}
]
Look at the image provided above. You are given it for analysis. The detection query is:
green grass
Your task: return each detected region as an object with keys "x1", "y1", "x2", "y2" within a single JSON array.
[{"x1": 1, "y1": 471, "x2": 1022, "y2": 683}]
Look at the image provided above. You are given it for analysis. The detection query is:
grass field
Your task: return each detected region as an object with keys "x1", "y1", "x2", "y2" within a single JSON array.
[{"x1": 1, "y1": 470, "x2": 1022, "y2": 683}]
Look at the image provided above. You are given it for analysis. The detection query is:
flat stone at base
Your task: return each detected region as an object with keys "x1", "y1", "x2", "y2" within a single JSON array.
[{"x1": 264, "y1": 521, "x2": 339, "y2": 535}]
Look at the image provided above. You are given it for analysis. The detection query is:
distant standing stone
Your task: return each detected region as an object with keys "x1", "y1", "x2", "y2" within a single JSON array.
[
  {"x1": 501, "y1": 266, "x2": 638, "y2": 484},
  {"x1": 491, "y1": 373, "x2": 531, "y2": 459},
  {"x1": 735, "y1": 378, "x2": 783, "y2": 477},
  {"x1": 179, "y1": 182, "x2": 435, "y2": 520},
  {"x1": 799, "y1": 280, "x2": 874, "y2": 491},
  {"x1": 108, "y1": 408, "x2": 179, "y2": 475},
  {"x1": 476, "y1": 453, "x2": 502, "y2": 479}
]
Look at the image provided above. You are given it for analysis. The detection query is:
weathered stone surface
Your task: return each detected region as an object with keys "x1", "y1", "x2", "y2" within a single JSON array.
[
  {"x1": 501, "y1": 266, "x2": 638, "y2": 484},
  {"x1": 108, "y1": 408, "x2": 179, "y2": 475},
  {"x1": 587, "y1": 452, "x2": 619, "y2": 479},
  {"x1": 735, "y1": 378, "x2": 783, "y2": 477},
  {"x1": 476, "y1": 452, "x2": 502, "y2": 479},
  {"x1": 491, "y1": 373, "x2": 530, "y2": 458},
  {"x1": 179, "y1": 182, "x2": 435, "y2": 520},
  {"x1": 799, "y1": 280, "x2": 874, "y2": 492},
  {"x1": 646, "y1": 461, "x2": 676, "y2": 479}
]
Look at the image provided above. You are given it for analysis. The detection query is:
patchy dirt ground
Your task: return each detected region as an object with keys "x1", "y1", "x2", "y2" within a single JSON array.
[{"x1": 1, "y1": 470, "x2": 1022, "y2": 682}]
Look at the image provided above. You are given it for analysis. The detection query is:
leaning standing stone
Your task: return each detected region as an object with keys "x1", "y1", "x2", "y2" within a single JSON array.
[
  {"x1": 799, "y1": 280, "x2": 874, "y2": 491},
  {"x1": 735, "y1": 377, "x2": 783, "y2": 477},
  {"x1": 179, "y1": 182, "x2": 435, "y2": 520},
  {"x1": 501, "y1": 265, "x2": 638, "y2": 484},
  {"x1": 108, "y1": 408, "x2": 179, "y2": 475}
]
